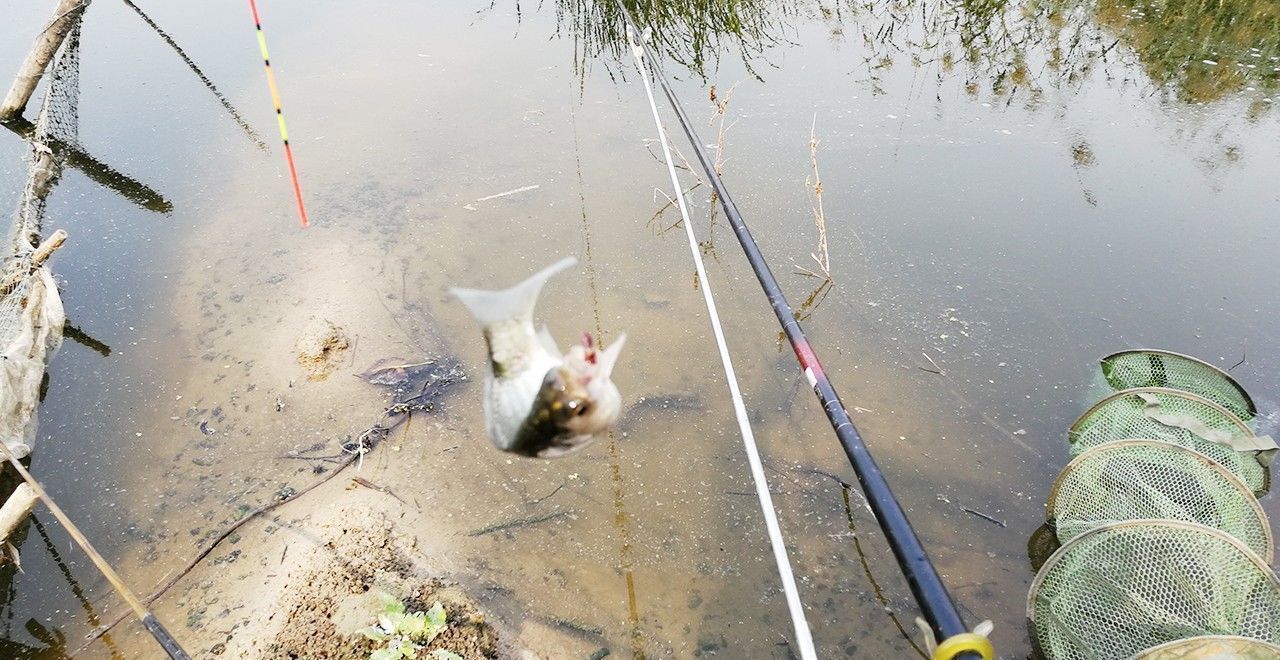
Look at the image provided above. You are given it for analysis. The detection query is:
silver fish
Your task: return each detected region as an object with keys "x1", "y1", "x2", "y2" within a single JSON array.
[{"x1": 452, "y1": 257, "x2": 626, "y2": 458}]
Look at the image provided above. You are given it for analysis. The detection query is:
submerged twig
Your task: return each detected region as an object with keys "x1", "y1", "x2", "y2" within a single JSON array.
[
  {"x1": 467, "y1": 510, "x2": 573, "y2": 537},
  {"x1": 351, "y1": 476, "x2": 406, "y2": 504},
  {"x1": 960, "y1": 507, "x2": 1007, "y2": 528},
  {"x1": 532, "y1": 480, "x2": 567, "y2": 505},
  {"x1": 82, "y1": 410, "x2": 414, "y2": 646},
  {"x1": 938, "y1": 494, "x2": 1007, "y2": 528}
]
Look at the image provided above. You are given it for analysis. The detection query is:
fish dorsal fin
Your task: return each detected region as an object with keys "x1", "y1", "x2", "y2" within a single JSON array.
[
  {"x1": 450, "y1": 256, "x2": 577, "y2": 327},
  {"x1": 536, "y1": 325, "x2": 560, "y2": 355},
  {"x1": 597, "y1": 333, "x2": 627, "y2": 378}
]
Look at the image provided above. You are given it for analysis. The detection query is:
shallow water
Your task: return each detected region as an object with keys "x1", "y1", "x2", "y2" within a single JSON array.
[{"x1": 1, "y1": 0, "x2": 1278, "y2": 657}]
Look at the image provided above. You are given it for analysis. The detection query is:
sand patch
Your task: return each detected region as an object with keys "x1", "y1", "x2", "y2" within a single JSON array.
[{"x1": 295, "y1": 317, "x2": 351, "y2": 381}]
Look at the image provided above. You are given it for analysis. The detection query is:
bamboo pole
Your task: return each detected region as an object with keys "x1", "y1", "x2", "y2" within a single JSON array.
[
  {"x1": 0, "y1": 484, "x2": 37, "y2": 542},
  {"x1": 0, "y1": 0, "x2": 91, "y2": 120}
]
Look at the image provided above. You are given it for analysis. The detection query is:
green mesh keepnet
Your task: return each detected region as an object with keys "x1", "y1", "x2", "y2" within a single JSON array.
[
  {"x1": 1068, "y1": 388, "x2": 1267, "y2": 494},
  {"x1": 1047, "y1": 440, "x2": 1272, "y2": 560},
  {"x1": 1132, "y1": 635, "x2": 1280, "y2": 659},
  {"x1": 1101, "y1": 350, "x2": 1256, "y2": 422},
  {"x1": 1028, "y1": 520, "x2": 1280, "y2": 660}
]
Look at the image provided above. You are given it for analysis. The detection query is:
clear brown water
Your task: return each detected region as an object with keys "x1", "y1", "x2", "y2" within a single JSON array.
[{"x1": 1, "y1": 0, "x2": 1278, "y2": 657}]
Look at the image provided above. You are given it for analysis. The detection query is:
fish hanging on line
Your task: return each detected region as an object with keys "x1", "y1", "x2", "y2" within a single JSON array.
[{"x1": 452, "y1": 257, "x2": 626, "y2": 458}]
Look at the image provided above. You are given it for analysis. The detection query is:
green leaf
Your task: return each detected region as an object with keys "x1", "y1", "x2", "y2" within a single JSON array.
[
  {"x1": 377, "y1": 592, "x2": 407, "y2": 617},
  {"x1": 370, "y1": 648, "x2": 403, "y2": 660},
  {"x1": 397, "y1": 611, "x2": 429, "y2": 639},
  {"x1": 424, "y1": 602, "x2": 448, "y2": 633},
  {"x1": 428, "y1": 651, "x2": 464, "y2": 660},
  {"x1": 357, "y1": 625, "x2": 391, "y2": 642}
]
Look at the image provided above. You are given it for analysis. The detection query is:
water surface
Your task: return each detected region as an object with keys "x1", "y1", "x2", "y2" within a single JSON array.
[{"x1": 0, "y1": 0, "x2": 1278, "y2": 657}]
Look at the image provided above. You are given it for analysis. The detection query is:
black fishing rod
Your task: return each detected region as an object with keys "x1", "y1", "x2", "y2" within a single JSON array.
[{"x1": 615, "y1": 6, "x2": 987, "y2": 658}]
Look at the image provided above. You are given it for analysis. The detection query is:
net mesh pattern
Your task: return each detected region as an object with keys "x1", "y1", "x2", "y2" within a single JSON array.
[
  {"x1": 1028, "y1": 520, "x2": 1280, "y2": 660},
  {"x1": 2, "y1": 17, "x2": 80, "y2": 348},
  {"x1": 0, "y1": 16, "x2": 78, "y2": 458},
  {"x1": 1068, "y1": 388, "x2": 1267, "y2": 494},
  {"x1": 1133, "y1": 635, "x2": 1280, "y2": 659},
  {"x1": 1048, "y1": 440, "x2": 1271, "y2": 560},
  {"x1": 1102, "y1": 350, "x2": 1256, "y2": 422}
]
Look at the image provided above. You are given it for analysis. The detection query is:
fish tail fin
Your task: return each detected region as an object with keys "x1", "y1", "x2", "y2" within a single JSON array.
[
  {"x1": 598, "y1": 332, "x2": 626, "y2": 377},
  {"x1": 451, "y1": 256, "x2": 578, "y2": 327}
]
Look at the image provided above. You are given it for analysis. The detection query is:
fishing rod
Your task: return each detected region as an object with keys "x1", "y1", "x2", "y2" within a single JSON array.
[
  {"x1": 615, "y1": 6, "x2": 990, "y2": 659},
  {"x1": 0, "y1": 446, "x2": 190, "y2": 658},
  {"x1": 247, "y1": 0, "x2": 309, "y2": 227},
  {"x1": 623, "y1": 29, "x2": 819, "y2": 660}
]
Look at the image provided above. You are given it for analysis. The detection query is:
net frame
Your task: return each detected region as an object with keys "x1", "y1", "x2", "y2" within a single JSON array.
[
  {"x1": 1046, "y1": 439, "x2": 1272, "y2": 561},
  {"x1": 1101, "y1": 349, "x2": 1256, "y2": 422},
  {"x1": 1131, "y1": 635, "x2": 1280, "y2": 659},
  {"x1": 1027, "y1": 519, "x2": 1280, "y2": 660},
  {"x1": 1068, "y1": 387, "x2": 1268, "y2": 494}
]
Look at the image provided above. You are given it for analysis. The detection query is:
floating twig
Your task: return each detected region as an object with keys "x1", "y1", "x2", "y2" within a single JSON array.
[
  {"x1": 920, "y1": 352, "x2": 945, "y2": 376},
  {"x1": 475, "y1": 184, "x2": 539, "y2": 202}
]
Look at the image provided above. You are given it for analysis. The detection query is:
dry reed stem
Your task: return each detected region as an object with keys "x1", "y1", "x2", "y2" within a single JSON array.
[{"x1": 797, "y1": 114, "x2": 834, "y2": 282}]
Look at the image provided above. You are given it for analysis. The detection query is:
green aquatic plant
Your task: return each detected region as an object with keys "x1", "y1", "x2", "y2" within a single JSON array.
[{"x1": 357, "y1": 593, "x2": 459, "y2": 660}]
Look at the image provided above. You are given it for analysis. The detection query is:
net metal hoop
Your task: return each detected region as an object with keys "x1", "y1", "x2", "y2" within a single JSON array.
[
  {"x1": 1101, "y1": 349, "x2": 1256, "y2": 421},
  {"x1": 1130, "y1": 635, "x2": 1280, "y2": 659},
  {"x1": 1027, "y1": 519, "x2": 1280, "y2": 660},
  {"x1": 1067, "y1": 386, "x2": 1267, "y2": 494},
  {"x1": 1046, "y1": 439, "x2": 1273, "y2": 561}
]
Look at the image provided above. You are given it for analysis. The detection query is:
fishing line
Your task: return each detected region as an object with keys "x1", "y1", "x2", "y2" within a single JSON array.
[
  {"x1": 616, "y1": 5, "x2": 984, "y2": 656},
  {"x1": 570, "y1": 97, "x2": 646, "y2": 657},
  {"x1": 120, "y1": 0, "x2": 267, "y2": 151},
  {"x1": 247, "y1": 0, "x2": 309, "y2": 227},
  {"x1": 623, "y1": 30, "x2": 818, "y2": 660},
  {"x1": 0, "y1": 446, "x2": 190, "y2": 659}
]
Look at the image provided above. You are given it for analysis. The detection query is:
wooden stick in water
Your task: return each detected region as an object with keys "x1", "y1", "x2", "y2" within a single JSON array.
[
  {"x1": 0, "y1": 445, "x2": 191, "y2": 658},
  {"x1": 0, "y1": 0, "x2": 90, "y2": 119},
  {"x1": 0, "y1": 229, "x2": 67, "y2": 296}
]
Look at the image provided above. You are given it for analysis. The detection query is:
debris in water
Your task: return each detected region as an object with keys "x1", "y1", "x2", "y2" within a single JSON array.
[
  {"x1": 356, "y1": 355, "x2": 466, "y2": 406},
  {"x1": 474, "y1": 184, "x2": 539, "y2": 202},
  {"x1": 467, "y1": 510, "x2": 574, "y2": 537}
]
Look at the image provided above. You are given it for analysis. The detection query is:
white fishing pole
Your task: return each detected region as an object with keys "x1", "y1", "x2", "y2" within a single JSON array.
[{"x1": 624, "y1": 27, "x2": 819, "y2": 660}]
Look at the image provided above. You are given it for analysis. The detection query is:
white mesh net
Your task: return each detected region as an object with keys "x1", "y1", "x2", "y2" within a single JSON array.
[
  {"x1": 10, "y1": 19, "x2": 80, "y2": 258},
  {"x1": 0, "y1": 16, "x2": 79, "y2": 458},
  {"x1": 1047, "y1": 439, "x2": 1272, "y2": 560}
]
